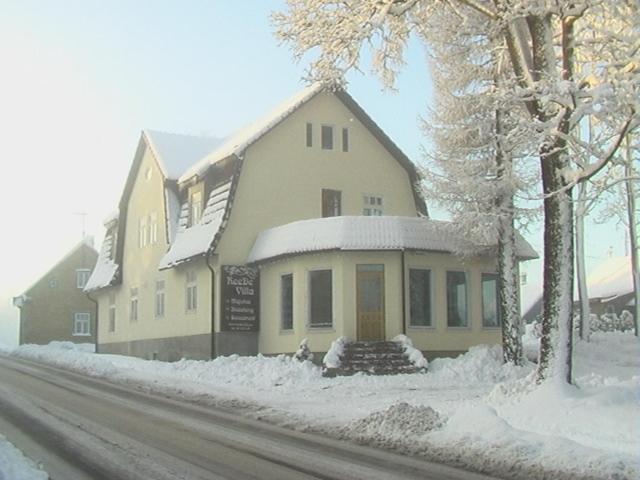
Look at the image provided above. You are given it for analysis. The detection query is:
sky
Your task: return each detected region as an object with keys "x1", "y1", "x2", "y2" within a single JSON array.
[{"x1": 0, "y1": 1, "x2": 629, "y2": 346}]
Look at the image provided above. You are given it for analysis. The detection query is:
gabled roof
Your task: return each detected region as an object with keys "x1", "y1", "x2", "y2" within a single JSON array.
[
  {"x1": 248, "y1": 216, "x2": 538, "y2": 264},
  {"x1": 18, "y1": 237, "x2": 98, "y2": 297},
  {"x1": 143, "y1": 130, "x2": 223, "y2": 180},
  {"x1": 179, "y1": 84, "x2": 324, "y2": 183}
]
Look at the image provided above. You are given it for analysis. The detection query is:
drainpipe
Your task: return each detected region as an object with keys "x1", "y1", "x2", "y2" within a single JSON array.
[
  {"x1": 206, "y1": 252, "x2": 216, "y2": 360},
  {"x1": 86, "y1": 290, "x2": 99, "y2": 354},
  {"x1": 401, "y1": 250, "x2": 407, "y2": 336}
]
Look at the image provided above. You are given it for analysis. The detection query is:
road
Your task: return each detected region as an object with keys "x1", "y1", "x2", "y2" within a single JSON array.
[{"x1": 0, "y1": 355, "x2": 498, "y2": 480}]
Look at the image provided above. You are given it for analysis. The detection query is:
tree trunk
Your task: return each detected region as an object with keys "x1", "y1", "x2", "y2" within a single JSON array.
[
  {"x1": 625, "y1": 139, "x2": 639, "y2": 336},
  {"x1": 576, "y1": 182, "x2": 591, "y2": 341},
  {"x1": 537, "y1": 150, "x2": 574, "y2": 384},
  {"x1": 499, "y1": 207, "x2": 523, "y2": 364}
]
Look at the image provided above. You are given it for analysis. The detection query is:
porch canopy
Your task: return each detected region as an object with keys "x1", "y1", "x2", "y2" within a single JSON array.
[{"x1": 247, "y1": 216, "x2": 538, "y2": 264}]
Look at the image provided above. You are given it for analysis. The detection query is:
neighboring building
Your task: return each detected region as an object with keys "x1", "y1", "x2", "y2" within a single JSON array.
[
  {"x1": 13, "y1": 238, "x2": 98, "y2": 345},
  {"x1": 523, "y1": 256, "x2": 637, "y2": 324},
  {"x1": 85, "y1": 84, "x2": 537, "y2": 361}
]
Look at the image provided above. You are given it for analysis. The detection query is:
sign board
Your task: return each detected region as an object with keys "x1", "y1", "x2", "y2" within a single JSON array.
[{"x1": 220, "y1": 265, "x2": 259, "y2": 332}]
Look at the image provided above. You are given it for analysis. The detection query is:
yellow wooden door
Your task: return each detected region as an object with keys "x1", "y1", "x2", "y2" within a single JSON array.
[{"x1": 356, "y1": 265, "x2": 385, "y2": 341}]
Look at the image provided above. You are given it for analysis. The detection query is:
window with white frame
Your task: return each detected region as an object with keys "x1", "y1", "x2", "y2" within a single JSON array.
[
  {"x1": 309, "y1": 269, "x2": 332, "y2": 328},
  {"x1": 73, "y1": 312, "x2": 91, "y2": 336},
  {"x1": 108, "y1": 292, "x2": 116, "y2": 332},
  {"x1": 281, "y1": 274, "x2": 293, "y2": 330},
  {"x1": 190, "y1": 191, "x2": 203, "y2": 227},
  {"x1": 155, "y1": 280, "x2": 165, "y2": 318},
  {"x1": 139, "y1": 217, "x2": 148, "y2": 248},
  {"x1": 482, "y1": 273, "x2": 500, "y2": 327},
  {"x1": 409, "y1": 269, "x2": 432, "y2": 327},
  {"x1": 321, "y1": 189, "x2": 342, "y2": 217},
  {"x1": 76, "y1": 269, "x2": 91, "y2": 289},
  {"x1": 446, "y1": 271, "x2": 468, "y2": 327},
  {"x1": 185, "y1": 271, "x2": 198, "y2": 312},
  {"x1": 149, "y1": 212, "x2": 158, "y2": 245},
  {"x1": 363, "y1": 194, "x2": 383, "y2": 216},
  {"x1": 130, "y1": 287, "x2": 138, "y2": 322}
]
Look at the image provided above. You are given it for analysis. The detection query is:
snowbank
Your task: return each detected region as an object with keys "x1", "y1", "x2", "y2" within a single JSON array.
[
  {"x1": 0, "y1": 435, "x2": 48, "y2": 480},
  {"x1": 8, "y1": 334, "x2": 639, "y2": 479}
]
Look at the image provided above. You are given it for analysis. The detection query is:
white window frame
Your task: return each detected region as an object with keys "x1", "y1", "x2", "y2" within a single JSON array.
[
  {"x1": 73, "y1": 312, "x2": 91, "y2": 336},
  {"x1": 321, "y1": 124, "x2": 334, "y2": 150},
  {"x1": 149, "y1": 212, "x2": 158, "y2": 245},
  {"x1": 130, "y1": 288, "x2": 138, "y2": 322},
  {"x1": 155, "y1": 280, "x2": 165, "y2": 319},
  {"x1": 76, "y1": 269, "x2": 91, "y2": 289},
  {"x1": 185, "y1": 270, "x2": 198, "y2": 313},
  {"x1": 108, "y1": 293, "x2": 116, "y2": 332},
  {"x1": 363, "y1": 194, "x2": 383, "y2": 216},
  {"x1": 481, "y1": 272, "x2": 501, "y2": 328},
  {"x1": 446, "y1": 271, "x2": 469, "y2": 328}
]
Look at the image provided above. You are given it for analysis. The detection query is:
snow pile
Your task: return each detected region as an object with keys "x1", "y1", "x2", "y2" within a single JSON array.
[
  {"x1": 342, "y1": 402, "x2": 443, "y2": 441},
  {"x1": 522, "y1": 322, "x2": 541, "y2": 362},
  {"x1": 293, "y1": 338, "x2": 314, "y2": 362},
  {"x1": 393, "y1": 334, "x2": 428, "y2": 368},
  {"x1": 0, "y1": 342, "x2": 13, "y2": 354},
  {"x1": 0, "y1": 435, "x2": 48, "y2": 480}
]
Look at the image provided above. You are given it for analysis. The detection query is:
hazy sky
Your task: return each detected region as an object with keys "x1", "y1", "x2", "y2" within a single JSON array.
[{"x1": 0, "y1": 1, "x2": 628, "y2": 346}]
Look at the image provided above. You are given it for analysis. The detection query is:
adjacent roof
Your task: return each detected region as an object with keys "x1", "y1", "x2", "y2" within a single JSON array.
[
  {"x1": 584, "y1": 256, "x2": 634, "y2": 301},
  {"x1": 18, "y1": 237, "x2": 98, "y2": 297},
  {"x1": 143, "y1": 130, "x2": 223, "y2": 180},
  {"x1": 248, "y1": 216, "x2": 538, "y2": 264},
  {"x1": 84, "y1": 226, "x2": 118, "y2": 292}
]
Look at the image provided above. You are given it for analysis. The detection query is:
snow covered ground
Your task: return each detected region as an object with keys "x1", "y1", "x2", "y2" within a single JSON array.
[
  {"x1": 2, "y1": 333, "x2": 639, "y2": 480},
  {"x1": 0, "y1": 434, "x2": 47, "y2": 480}
]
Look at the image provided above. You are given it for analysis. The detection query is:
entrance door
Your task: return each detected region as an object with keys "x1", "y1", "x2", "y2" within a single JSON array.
[{"x1": 356, "y1": 264, "x2": 385, "y2": 341}]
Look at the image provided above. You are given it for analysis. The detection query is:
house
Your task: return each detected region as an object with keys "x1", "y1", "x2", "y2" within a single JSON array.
[
  {"x1": 13, "y1": 238, "x2": 98, "y2": 345},
  {"x1": 85, "y1": 84, "x2": 537, "y2": 361}
]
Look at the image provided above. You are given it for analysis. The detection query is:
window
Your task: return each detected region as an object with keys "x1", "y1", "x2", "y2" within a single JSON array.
[
  {"x1": 409, "y1": 269, "x2": 432, "y2": 327},
  {"x1": 76, "y1": 269, "x2": 91, "y2": 289},
  {"x1": 342, "y1": 128, "x2": 349, "y2": 152},
  {"x1": 447, "y1": 271, "x2": 468, "y2": 327},
  {"x1": 130, "y1": 288, "x2": 138, "y2": 322},
  {"x1": 321, "y1": 125, "x2": 333, "y2": 150},
  {"x1": 108, "y1": 293, "x2": 116, "y2": 332},
  {"x1": 139, "y1": 217, "x2": 148, "y2": 248},
  {"x1": 482, "y1": 273, "x2": 500, "y2": 327},
  {"x1": 155, "y1": 280, "x2": 165, "y2": 318},
  {"x1": 149, "y1": 212, "x2": 158, "y2": 245},
  {"x1": 73, "y1": 312, "x2": 91, "y2": 336},
  {"x1": 322, "y1": 189, "x2": 342, "y2": 217},
  {"x1": 306, "y1": 123, "x2": 313, "y2": 147},
  {"x1": 281, "y1": 274, "x2": 293, "y2": 330},
  {"x1": 48, "y1": 277, "x2": 57, "y2": 288},
  {"x1": 186, "y1": 270, "x2": 198, "y2": 312},
  {"x1": 363, "y1": 195, "x2": 383, "y2": 216},
  {"x1": 309, "y1": 270, "x2": 332, "y2": 328},
  {"x1": 190, "y1": 191, "x2": 203, "y2": 226}
]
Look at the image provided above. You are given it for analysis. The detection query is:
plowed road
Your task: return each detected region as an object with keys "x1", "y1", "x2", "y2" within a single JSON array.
[{"x1": 0, "y1": 356, "x2": 496, "y2": 480}]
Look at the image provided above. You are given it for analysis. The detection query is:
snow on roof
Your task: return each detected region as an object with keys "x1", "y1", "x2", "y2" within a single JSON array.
[
  {"x1": 179, "y1": 83, "x2": 324, "y2": 183},
  {"x1": 158, "y1": 182, "x2": 232, "y2": 269},
  {"x1": 84, "y1": 228, "x2": 118, "y2": 292},
  {"x1": 585, "y1": 256, "x2": 634, "y2": 300},
  {"x1": 248, "y1": 216, "x2": 538, "y2": 264},
  {"x1": 143, "y1": 129, "x2": 224, "y2": 180}
]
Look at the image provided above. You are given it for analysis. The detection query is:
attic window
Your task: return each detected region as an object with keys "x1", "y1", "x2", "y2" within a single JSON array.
[
  {"x1": 76, "y1": 269, "x2": 91, "y2": 289},
  {"x1": 321, "y1": 125, "x2": 333, "y2": 150},
  {"x1": 145, "y1": 167, "x2": 152, "y2": 181},
  {"x1": 306, "y1": 123, "x2": 313, "y2": 147},
  {"x1": 342, "y1": 128, "x2": 349, "y2": 152}
]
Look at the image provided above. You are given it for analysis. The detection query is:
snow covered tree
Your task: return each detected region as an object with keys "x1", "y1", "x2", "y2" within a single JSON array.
[{"x1": 274, "y1": 0, "x2": 640, "y2": 384}]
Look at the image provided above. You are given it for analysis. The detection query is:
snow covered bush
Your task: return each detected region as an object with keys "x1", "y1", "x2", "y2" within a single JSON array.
[
  {"x1": 322, "y1": 336, "x2": 348, "y2": 369},
  {"x1": 393, "y1": 334, "x2": 428, "y2": 369},
  {"x1": 293, "y1": 338, "x2": 314, "y2": 362},
  {"x1": 573, "y1": 312, "x2": 635, "y2": 333}
]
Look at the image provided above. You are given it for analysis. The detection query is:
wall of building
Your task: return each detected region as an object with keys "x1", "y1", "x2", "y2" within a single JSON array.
[
  {"x1": 97, "y1": 145, "x2": 213, "y2": 359},
  {"x1": 256, "y1": 250, "x2": 501, "y2": 357},
  {"x1": 20, "y1": 244, "x2": 98, "y2": 345}
]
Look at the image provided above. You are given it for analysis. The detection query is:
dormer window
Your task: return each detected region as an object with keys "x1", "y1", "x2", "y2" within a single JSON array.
[{"x1": 190, "y1": 191, "x2": 203, "y2": 226}]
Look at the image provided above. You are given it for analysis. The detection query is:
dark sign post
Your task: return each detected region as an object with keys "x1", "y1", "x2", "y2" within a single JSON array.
[{"x1": 221, "y1": 265, "x2": 259, "y2": 332}]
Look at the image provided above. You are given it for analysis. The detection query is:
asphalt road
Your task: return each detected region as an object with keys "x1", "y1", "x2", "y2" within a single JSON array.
[{"x1": 0, "y1": 355, "x2": 498, "y2": 480}]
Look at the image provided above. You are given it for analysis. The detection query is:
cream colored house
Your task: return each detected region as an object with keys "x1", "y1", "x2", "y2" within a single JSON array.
[{"x1": 86, "y1": 85, "x2": 536, "y2": 361}]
